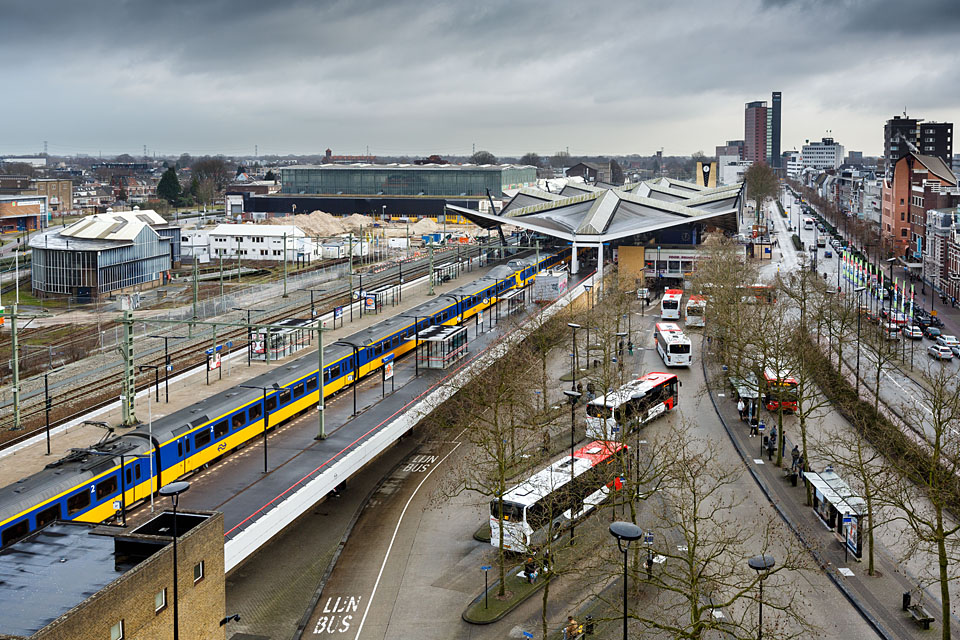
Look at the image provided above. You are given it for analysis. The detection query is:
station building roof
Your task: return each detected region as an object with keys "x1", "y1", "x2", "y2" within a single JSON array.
[
  {"x1": 446, "y1": 177, "x2": 743, "y2": 244},
  {"x1": 29, "y1": 210, "x2": 169, "y2": 251}
]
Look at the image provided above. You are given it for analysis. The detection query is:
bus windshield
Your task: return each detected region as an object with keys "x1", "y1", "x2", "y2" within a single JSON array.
[
  {"x1": 586, "y1": 404, "x2": 612, "y2": 419},
  {"x1": 490, "y1": 499, "x2": 524, "y2": 521}
]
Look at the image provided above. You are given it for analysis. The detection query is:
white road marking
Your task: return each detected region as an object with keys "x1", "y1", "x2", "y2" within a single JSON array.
[{"x1": 352, "y1": 432, "x2": 465, "y2": 640}]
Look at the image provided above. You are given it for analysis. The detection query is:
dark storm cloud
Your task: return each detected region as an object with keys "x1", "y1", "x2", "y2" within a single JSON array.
[{"x1": 1, "y1": 0, "x2": 959, "y2": 156}]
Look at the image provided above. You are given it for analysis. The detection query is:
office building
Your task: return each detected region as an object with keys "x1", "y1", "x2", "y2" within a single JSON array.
[
  {"x1": 280, "y1": 163, "x2": 535, "y2": 199},
  {"x1": 884, "y1": 114, "x2": 921, "y2": 167},
  {"x1": 919, "y1": 122, "x2": 953, "y2": 162},
  {"x1": 770, "y1": 92, "x2": 782, "y2": 167},
  {"x1": 744, "y1": 101, "x2": 768, "y2": 163},
  {"x1": 801, "y1": 138, "x2": 845, "y2": 170}
]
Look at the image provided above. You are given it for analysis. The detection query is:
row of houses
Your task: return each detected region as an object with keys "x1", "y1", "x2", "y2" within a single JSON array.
[{"x1": 801, "y1": 151, "x2": 960, "y2": 301}]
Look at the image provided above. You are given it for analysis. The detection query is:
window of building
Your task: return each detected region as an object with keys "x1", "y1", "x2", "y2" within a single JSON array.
[
  {"x1": 155, "y1": 588, "x2": 167, "y2": 613},
  {"x1": 194, "y1": 561, "x2": 204, "y2": 583},
  {"x1": 902, "y1": 229, "x2": 908, "y2": 237},
  {"x1": 110, "y1": 620, "x2": 124, "y2": 640}
]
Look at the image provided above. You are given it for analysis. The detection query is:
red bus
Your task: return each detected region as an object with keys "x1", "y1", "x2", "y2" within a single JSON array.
[{"x1": 762, "y1": 367, "x2": 798, "y2": 412}]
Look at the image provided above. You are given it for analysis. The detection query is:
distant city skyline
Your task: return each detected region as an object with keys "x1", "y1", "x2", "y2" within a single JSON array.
[{"x1": 2, "y1": 0, "x2": 959, "y2": 158}]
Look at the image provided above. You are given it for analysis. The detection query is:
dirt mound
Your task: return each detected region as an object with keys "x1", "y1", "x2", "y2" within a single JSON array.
[{"x1": 267, "y1": 211, "x2": 346, "y2": 236}]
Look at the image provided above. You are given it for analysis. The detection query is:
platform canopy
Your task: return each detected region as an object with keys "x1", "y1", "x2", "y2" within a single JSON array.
[{"x1": 446, "y1": 177, "x2": 743, "y2": 244}]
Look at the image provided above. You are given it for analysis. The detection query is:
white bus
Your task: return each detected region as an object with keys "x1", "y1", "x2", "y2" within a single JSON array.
[
  {"x1": 661, "y1": 289, "x2": 683, "y2": 320},
  {"x1": 803, "y1": 217, "x2": 815, "y2": 230},
  {"x1": 685, "y1": 295, "x2": 706, "y2": 327},
  {"x1": 585, "y1": 372, "x2": 679, "y2": 441},
  {"x1": 654, "y1": 322, "x2": 692, "y2": 366},
  {"x1": 490, "y1": 441, "x2": 628, "y2": 551}
]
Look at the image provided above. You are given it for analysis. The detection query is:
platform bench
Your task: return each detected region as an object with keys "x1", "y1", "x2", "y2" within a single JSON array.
[{"x1": 907, "y1": 603, "x2": 935, "y2": 630}]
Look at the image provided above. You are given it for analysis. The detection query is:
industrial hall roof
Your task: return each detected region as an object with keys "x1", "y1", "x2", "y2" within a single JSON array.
[
  {"x1": 29, "y1": 210, "x2": 167, "y2": 251},
  {"x1": 446, "y1": 177, "x2": 742, "y2": 243}
]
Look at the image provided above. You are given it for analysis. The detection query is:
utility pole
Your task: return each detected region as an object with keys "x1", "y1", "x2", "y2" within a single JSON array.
[
  {"x1": 428, "y1": 244, "x2": 435, "y2": 296},
  {"x1": 191, "y1": 250, "x2": 199, "y2": 337},
  {"x1": 11, "y1": 304, "x2": 20, "y2": 430},
  {"x1": 120, "y1": 310, "x2": 137, "y2": 426},
  {"x1": 316, "y1": 325, "x2": 326, "y2": 440},
  {"x1": 219, "y1": 253, "x2": 224, "y2": 300},
  {"x1": 282, "y1": 232, "x2": 288, "y2": 298}
]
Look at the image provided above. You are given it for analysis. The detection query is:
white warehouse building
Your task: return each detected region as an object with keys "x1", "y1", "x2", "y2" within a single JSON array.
[{"x1": 183, "y1": 223, "x2": 321, "y2": 262}]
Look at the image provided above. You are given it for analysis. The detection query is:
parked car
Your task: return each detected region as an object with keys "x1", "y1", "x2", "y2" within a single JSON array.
[
  {"x1": 903, "y1": 325, "x2": 924, "y2": 339},
  {"x1": 928, "y1": 344, "x2": 953, "y2": 360},
  {"x1": 936, "y1": 335, "x2": 960, "y2": 354},
  {"x1": 924, "y1": 326, "x2": 942, "y2": 340}
]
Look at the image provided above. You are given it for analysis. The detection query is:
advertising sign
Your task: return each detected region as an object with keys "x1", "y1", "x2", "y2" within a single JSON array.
[
  {"x1": 334, "y1": 306, "x2": 343, "y2": 319},
  {"x1": 385, "y1": 362, "x2": 394, "y2": 380},
  {"x1": 208, "y1": 353, "x2": 221, "y2": 370},
  {"x1": 365, "y1": 295, "x2": 376, "y2": 311}
]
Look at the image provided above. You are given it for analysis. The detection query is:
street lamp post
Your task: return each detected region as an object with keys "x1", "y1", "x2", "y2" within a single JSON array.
[
  {"x1": 564, "y1": 390, "x2": 581, "y2": 545},
  {"x1": 239, "y1": 383, "x2": 279, "y2": 473},
  {"x1": 567, "y1": 323, "x2": 580, "y2": 391},
  {"x1": 159, "y1": 481, "x2": 191, "y2": 640},
  {"x1": 148, "y1": 335, "x2": 185, "y2": 402},
  {"x1": 748, "y1": 554, "x2": 776, "y2": 640},
  {"x1": 609, "y1": 521, "x2": 643, "y2": 640}
]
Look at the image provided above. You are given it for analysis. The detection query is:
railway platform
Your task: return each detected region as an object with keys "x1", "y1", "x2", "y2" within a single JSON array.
[{"x1": 0, "y1": 259, "x2": 501, "y2": 489}]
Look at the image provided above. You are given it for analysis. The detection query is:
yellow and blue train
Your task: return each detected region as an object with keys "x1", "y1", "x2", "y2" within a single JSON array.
[{"x1": 0, "y1": 249, "x2": 572, "y2": 547}]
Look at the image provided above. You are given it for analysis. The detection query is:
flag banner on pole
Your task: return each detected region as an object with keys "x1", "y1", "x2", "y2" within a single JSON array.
[{"x1": 910, "y1": 284, "x2": 915, "y2": 319}]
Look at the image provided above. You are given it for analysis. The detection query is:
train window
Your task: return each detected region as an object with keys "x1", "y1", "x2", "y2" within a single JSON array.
[
  {"x1": 177, "y1": 441, "x2": 183, "y2": 457},
  {"x1": 125, "y1": 468, "x2": 133, "y2": 486},
  {"x1": 135, "y1": 464, "x2": 142, "y2": 481},
  {"x1": 232, "y1": 410, "x2": 246, "y2": 430},
  {"x1": 279, "y1": 388, "x2": 291, "y2": 405},
  {"x1": 185, "y1": 439, "x2": 191, "y2": 453},
  {"x1": 67, "y1": 491, "x2": 90, "y2": 515},
  {"x1": 323, "y1": 368, "x2": 333, "y2": 383},
  {"x1": 306, "y1": 377, "x2": 318, "y2": 392},
  {"x1": 195, "y1": 429, "x2": 211, "y2": 448},
  {"x1": 266, "y1": 396, "x2": 277, "y2": 412},
  {"x1": 96, "y1": 476, "x2": 118, "y2": 501},
  {"x1": 293, "y1": 382, "x2": 305, "y2": 398},
  {"x1": 249, "y1": 403, "x2": 262, "y2": 422},
  {"x1": 392, "y1": 335, "x2": 399, "y2": 347},
  {"x1": 374, "y1": 343, "x2": 383, "y2": 356},
  {"x1": 36, "y1": 503, "x2": 61, "y2": 529},
  {"x1": 1, "y1": 520, "x2": 29, "y2": 546},
  {"x1": 214, "y1": 420, "x2": 229, "y2": 439}
]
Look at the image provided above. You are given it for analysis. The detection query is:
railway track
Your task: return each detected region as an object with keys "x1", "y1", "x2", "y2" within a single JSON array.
[{"x1": 0, "y1": 245, "x2": 486, "y2": 449}]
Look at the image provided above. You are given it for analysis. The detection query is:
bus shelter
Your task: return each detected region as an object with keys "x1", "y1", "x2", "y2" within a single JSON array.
[
  {"x1": 253, "y1": 318, "x2": 313, "y2": 361},
  {"x1": 729, "y1": 372, "x2": 760, "y2": 422},
  {"x1": 416, "y1": 324, "x2": 468, "y2": 370},
  {"x1": 803, "y1": 467, "x2": 865, "y2": 559}
]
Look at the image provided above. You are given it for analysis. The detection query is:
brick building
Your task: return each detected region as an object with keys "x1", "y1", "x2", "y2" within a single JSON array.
[
  {"x1": 744, "y1": 100, "x2": 768, "y2": 163},
  {"x1": 881, "y1": 152, "x2": 958, "y2": 259},
  {"x1": 0, "y1": 511, "x2": 225, "y2": 640},
  {"x1": 28, "y1": 179, "x2": 73, "y2": 213},
  {"x1": 0, "y1": 195, "x2": 48, "y2": 233}
]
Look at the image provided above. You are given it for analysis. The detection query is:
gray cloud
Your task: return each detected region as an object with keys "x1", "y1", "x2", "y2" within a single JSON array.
[{"x1": 1, "y1": 0, "x2": 959, "y2": 157}]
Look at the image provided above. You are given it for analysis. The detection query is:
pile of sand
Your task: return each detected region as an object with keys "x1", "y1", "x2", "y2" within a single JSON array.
[
  {"x1": 410, "y1": 218, "x2": 439, "y2": 233},
  {"x1": 339, "y1": 213, "x2": 375, "y2": 233},
  {"x1": 267, "y1": 210, "x2": 346, "y2": 236}
]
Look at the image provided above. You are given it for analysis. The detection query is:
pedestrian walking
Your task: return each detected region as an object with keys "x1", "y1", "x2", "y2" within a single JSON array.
[
  {"x1": 618, "y1": 340, "x2": 624, "y2": 357},
  {"x1": 564, "y1": 616, "x2": 579, "y2": 640},
  {"x1": 576, "y1": 381, "x2": 583, "y2": 399},
  {"x1": 628, "y1": 340, "x2": 634, "y2": 355},
  {"x1": 524, "y1": 557, "x2": 538, "y2": 584},
  {"x1": 749, "y1": 418, "x2": 758, "y2": 437},
  {"x1": 737, "y1": 398, "x2": 745, "y2": 422},
  {"x1": 791, "y1": 445, "x2": 800, "y2": 470}
]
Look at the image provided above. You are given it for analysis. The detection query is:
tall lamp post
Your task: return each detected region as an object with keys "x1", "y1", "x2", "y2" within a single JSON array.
[
  {"x1": 748, "y1": 554, "x2": 776, "y2": 640},
  {"x1": 563, "y1": 389, "x2": 581, "y2": 545},
  {"x1": 159, "y1": 481, "x2": 191, "y2": 640},
  {"x1": 138, "y1": 364, "x2": 160, "y2": 403},
  {"x1": 567, "y1": 323, "x2": 581, "y2": 391},
  {"x1": 609, "y1": 521, "x2": 643, "y2": 640},
  {"x1": 239, "y1": 383, "x2": 280, "y2": 473},
  {"x1": 854, "y1": 286, "x2": 866, "y2": 393}
]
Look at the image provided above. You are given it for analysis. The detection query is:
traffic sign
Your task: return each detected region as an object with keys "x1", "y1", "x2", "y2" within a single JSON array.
[{"x1": 481, "y1": 565, "x2": 491, "y2": 571}]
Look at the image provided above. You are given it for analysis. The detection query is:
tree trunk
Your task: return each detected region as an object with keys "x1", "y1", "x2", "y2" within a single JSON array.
[{"x1": 936, "y1": 511, "x2": 951, "y2": 640}]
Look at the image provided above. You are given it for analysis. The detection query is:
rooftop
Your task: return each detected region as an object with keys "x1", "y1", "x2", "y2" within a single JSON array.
[
  {"x1": 281, "y1": 163, "x2": 534, "y2": 172},
  {"x1": 209, "y1": 223, "x2": 305, "y2": 237}
]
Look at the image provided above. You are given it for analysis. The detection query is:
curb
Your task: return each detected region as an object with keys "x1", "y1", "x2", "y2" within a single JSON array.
[
  {"x1": 461, "y1": 566, "x2": 547, "y2": 625},
  {"x1": 701, "y1": 345, "x2": 894, "y2": 640}
]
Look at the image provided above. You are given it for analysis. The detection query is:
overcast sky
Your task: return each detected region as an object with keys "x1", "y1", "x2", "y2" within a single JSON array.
[{"x1": 2, "y1": 0, "x2": 958, "y2": 159}]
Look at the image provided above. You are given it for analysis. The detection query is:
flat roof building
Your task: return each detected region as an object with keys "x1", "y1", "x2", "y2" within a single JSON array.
[
  {"x1": 0, "y1": 511, "x2": 224, "y2": 640},
  {"x1": 29, "y1": 210, "x2": 175, "y2": 301},
  {"x1": 279, "y1": 163, "x2": 536, "y2": 199},
  {"x1": 0, "y1": 194, "x2": 48, "y2": 233}
]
